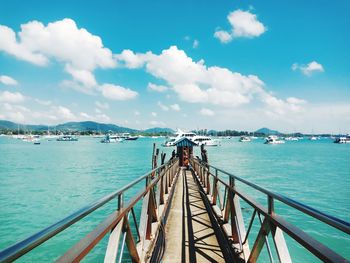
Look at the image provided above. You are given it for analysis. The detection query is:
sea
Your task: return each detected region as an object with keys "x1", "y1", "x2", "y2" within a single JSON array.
[{"x1": 0, "y1": 136, "x2": 349, "y2": 262}]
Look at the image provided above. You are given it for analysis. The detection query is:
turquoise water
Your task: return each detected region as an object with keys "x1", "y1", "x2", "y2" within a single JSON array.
[{"x1": 0, "y1": 136, "x2": 349, "y2": 262}]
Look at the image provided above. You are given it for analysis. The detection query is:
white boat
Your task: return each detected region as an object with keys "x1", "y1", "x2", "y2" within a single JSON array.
[
  {"x1": 22, "y1": 135, "x2": 41, "y2": 142},
  {"x1": 101, "y1": 134, "x2": 123, "y2": 143},
  {"x1": 192, "y1": 135, "x2": 219, "y2": 146},
  {"x1": 309, "y1": 136, "x2": 318, "y2": 141},
  {"x1": 284, "y1": 137, "x2": 299, "y2": 141},
  {"x1": 57, "y1": 135, "x2": 78, "y2": 141},
  {"x1": 334, "y1": 136, "x2": 350, "y2": 144},
  {"x1": 163, "y1": 129, "x2": 218, "y2": 146},
  {"x1": 239, "y1": 136, "x2": 251, "y2": 142},
  {"x1": 264, "y1": 135, "x2": 285, "y2": 144}
]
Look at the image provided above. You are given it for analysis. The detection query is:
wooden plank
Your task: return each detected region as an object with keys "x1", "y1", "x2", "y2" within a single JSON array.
[
  {"x1": 271, "y1": 225, "x2": 292, "y2": 263},
  {"x1": 247, "y1": 218, "x2": 271, "y2": 263},
  {"x1": 124, "y1": 219, "x2": 140, "y2": 263},
  {"x1": 104, "y1": 217, "x2": 124, "y2": 263}
]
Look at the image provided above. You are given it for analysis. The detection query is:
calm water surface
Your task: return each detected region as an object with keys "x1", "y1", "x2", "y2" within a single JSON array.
[{"x1": 0, "y1": 136, "x2": 349, "y2": 262}]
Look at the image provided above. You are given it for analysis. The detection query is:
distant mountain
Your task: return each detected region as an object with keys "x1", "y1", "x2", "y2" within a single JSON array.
[
  {"x1": 255, "y1": 127, "x2": 281, "y2": 135},
  {"x1": 55, "y1": 121, "x2": 137, "y2": 133},
  {"x1": 0, "y1": 120, "x2": 137, "y2": 133},
  {"x1": 143, "y1": 127, "x2": 174, "y2": 134}
]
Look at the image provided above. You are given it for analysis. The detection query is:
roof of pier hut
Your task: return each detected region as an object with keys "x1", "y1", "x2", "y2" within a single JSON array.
[{"x1": 174, "y1": 137, "x2": 197, "y2": 147}]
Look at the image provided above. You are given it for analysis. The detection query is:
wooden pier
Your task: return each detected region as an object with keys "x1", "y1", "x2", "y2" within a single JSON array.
[{"x1": 0, "y1": 140, "x2": 349, "y2": 263}]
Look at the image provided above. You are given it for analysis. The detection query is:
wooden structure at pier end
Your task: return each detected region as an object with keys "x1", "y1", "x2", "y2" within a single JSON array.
[{"x1": 0, "y1": 144, "x2": 349, "y2": 263}]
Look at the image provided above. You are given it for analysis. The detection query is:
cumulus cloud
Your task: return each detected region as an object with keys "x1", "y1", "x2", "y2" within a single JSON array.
[
  {"x1": 116, "y1": 46, "x2": 266, "y2": 107},
  {"x1": 200, "y1": 108, "x2": 215, "y2": 116},
  {"x1": 214, "y1": 9, "x2": 266, "y2": 43},
  {"x1": 134, "y1": 110, "x2": 140, "y2": 116},
  {"x1": 0, "y1": 90, "x2": 25, "y2": 103},
  {"x1": 0, "y1": 19, "x2": 141, "y2": 100},
  {"x1": 147, "y1": 82, "x2": 168, "y2": 92},
  {"x1": 100, "y1": 84, "x2": 138, "y2": 100},
  {"x1": 151, "y1": 112, "x2": 157, "y2": 117},
  {"x1": 35, "y1": 98, "x2": 52, "y2": 106},
  {"x1": 292, "y1": 61, "x2": 324, "y2": 76},
  {"x1": 115, "y1": 46, "x2": 306, "y2": 117},
  {"x1": 0, "y1": 75, "x2": 18, "y2": 85}
]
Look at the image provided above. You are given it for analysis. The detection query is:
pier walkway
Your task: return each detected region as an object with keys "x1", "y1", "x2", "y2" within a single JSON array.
[{"x1": 163, "y1": 168, "x2": 227, "y2": 263}]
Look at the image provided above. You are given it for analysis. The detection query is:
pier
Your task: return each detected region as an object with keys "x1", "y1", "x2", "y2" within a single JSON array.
[{"x1": 0, "y1": 140, "x2": 349, "y2": 263}]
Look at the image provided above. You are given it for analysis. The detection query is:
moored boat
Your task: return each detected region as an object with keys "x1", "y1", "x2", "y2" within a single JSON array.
[
  {"x1": 239, "y1": 136, "x2": 251, "y2": 142},
  {"x1": 57, "y1": 135, "x2": 78, "y2": 141},
  {"x1": 264, "y1": 135, "x2": 285, "y2": 144}
]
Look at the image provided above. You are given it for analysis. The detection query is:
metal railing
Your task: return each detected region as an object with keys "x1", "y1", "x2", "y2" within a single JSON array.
[
  {"x1": 0, "y1": 158, "x2": 179, "y2": 263},
  {"x1": 191, "y1": 158, "x2": 350, "y2": 263}
]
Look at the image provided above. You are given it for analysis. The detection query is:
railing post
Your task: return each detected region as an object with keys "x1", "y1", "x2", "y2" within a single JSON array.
[
  {"x1": 118, "y1": 193, "x2": 123, "y2": 211},
  {"x1": 206, "y1": 166, "x2": 210, "y2": 195},
  {"x1": 212, "y1": 169, "x2": 218, "y2": 205},
  {"x1": 268, "y1": 195, "x2": 274, "y2": 214}
]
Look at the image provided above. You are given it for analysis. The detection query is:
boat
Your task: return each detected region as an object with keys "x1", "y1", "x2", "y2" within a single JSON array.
[
  {"x1": 309, "y1": 136, "x2": 318, "y2": 141},
  {"x1": 192, "y1": 135, "x2": 219, "y2": 146},
  {"x1": 101, "y1": 134, "x2": 123, "y2": 143},
  {"x1": 125, "y1": 136, "x2": 138, "y2": 141},
  {"x1": 334, "y1": 136, "x2": 350, "y2": 144},
  {"x1": 163, "y1": 129, "x2": 218, "y2": 146},
  {"x1": 239, "y1": 136, "x2": 251, "y2": 142},
  {"x1": 34, "y1": 141, "x2": 41, "y2": 145},
  {"x1": 57, "y1": 135, "x2": 78, "y2": 141},
  {"x1": 284, "y1": 136, "x2": 299, "y2": 141},
  {"x1": 264, "y1": 135, "x2": 285, "y2": 144}
]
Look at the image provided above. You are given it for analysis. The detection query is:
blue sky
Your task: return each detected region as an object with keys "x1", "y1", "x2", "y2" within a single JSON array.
[{"x1": 0, "y1": 0, "x2": 349, "y2": 133}]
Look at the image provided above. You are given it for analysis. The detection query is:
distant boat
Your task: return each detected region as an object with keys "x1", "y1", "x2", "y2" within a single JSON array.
[
  {"x1": 163, "y1": 129, "x2": 218, "y2": 146},
  {"x1": 334, "y1": 136, "x2": 350, "y2": 144},
  {"x1": 101, "y1": 134, "x2": 123, "y2": 143},
  {"x1": 239, "y1": 136, "x2": 251, "y2": 142},
  {"x1": 57, "y1": 135, "x2": 78, "y2": 141},
  {"x1": 285, "y1": 137, "x2": 299, "y2": 141},
  {"x1": 125, "y1": 136, "x2": 138, "y2": 141},
  {"x1": 34, "y1": 141, "x2": 41, "y2": 145},
  {"x1": 264, "y1": 135, "x2": 285, "y2": 144},
  {"x1": 309, "y1": 136, "x2": 318, "y2": 141}
]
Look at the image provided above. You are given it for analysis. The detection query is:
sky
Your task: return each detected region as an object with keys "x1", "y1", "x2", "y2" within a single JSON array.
[{"x1": 0, "y1": 0, "x2": 349, "y2": 133}]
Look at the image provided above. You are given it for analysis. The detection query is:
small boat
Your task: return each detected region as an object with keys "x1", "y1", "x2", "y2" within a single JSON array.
[
  {"x1": 192, "y1": 136, "x2": 219, "y2": 146},
  {"x1": 239, "y1": 136, "x2": 251, "y2": 142},
  {"x1": 309, "y1": 136, "x2": 318, "y2": 141},
  {"x1": 334, "y1": 136, "x2": 350, "y2": 144},
  {"x1": 163, "y1": 129, "x2": 218, "y2": 147},
  {"x1": 57, "y1": 135, "x2": 78, "y2": 141},
  {"x1": 101, "y1": 134, "x2": 123, "y2": 143},
  {"x1": 284, "y1": 137, "x2": 299, "y2": 141},
  {"x1": 125, "y1": 136, "x2": 138, "y2": 141},
  {"x1": 34, "y1": 141, "x2": 41, "y2": 145},
  {"x1": 264, "y1": 135, "x2": 285, "y2": 144}
]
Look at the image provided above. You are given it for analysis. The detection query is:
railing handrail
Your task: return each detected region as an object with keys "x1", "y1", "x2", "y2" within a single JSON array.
[
  {"x1": 194, "y1": 158, "x2": 350, "y2": 235},
  {"x1": 0, "y1": 159, "x2": 176, "y2": 263}
]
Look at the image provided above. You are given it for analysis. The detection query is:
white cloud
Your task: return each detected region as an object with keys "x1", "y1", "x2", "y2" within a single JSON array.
[
  {"x1": 151, "y1": 112, "x2": 157, "y2": 117},
  {"x1": 100, "y1": 83, "x2": 138, "y2": 100},
  {"x1": 0, "y1": 18, "x2": 116, "y2": 92},
  {"x1": 0, "y1": 90, "x2": 25, "y2": 103},
  {"x1": 95, "y1": 101, "x2": 109, "y2": 109},
  {"x1": 134, "y1": 110, "x2": 140, "y2": 116},
  {"x1": 170, "y1": 103, "x2": 180, "y2": 111},
  {"x1": 0, "y1": 75, "x2": 18, "y2": 85},
  {"x1": 157, "y1": 101, "x2": 169, "y2": 111},
  {"x1": 214, "y1": 9, "x2": 266, "y2": 43},
  {"x1": 115, "y1": 49, "x2": 151, "y2": 69},
  {"x1": 214, "y1": 30, "x2": 233, "y2": 43},
  {"x1": 147, "y1": 82, "x2": 168, "y2": 92},
  {"x1": 292, "y1": 61, "x2": 324, "y2": 76},
  {"x1": 116, "y1": 46, "x2": 266, "y2": 107},
  {"x1": 200, "y1": 108, "x2": 215, "y2": 116},
  {"x1": 193, "y1": 39, "x2": 199, "y2": 49}
]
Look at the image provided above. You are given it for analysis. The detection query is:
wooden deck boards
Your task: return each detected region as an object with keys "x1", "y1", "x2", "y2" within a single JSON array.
[{"x1": 163, "y1": 168, "x2": 226, "y2": 263}]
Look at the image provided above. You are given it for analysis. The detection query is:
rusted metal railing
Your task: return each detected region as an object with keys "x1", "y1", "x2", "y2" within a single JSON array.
[
  {"x1": 0, "y1": 158, "x2": 179, "y2": 263},
  {"x1": 191, "y1": 158, "x2": 350, "y2": 263}
]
